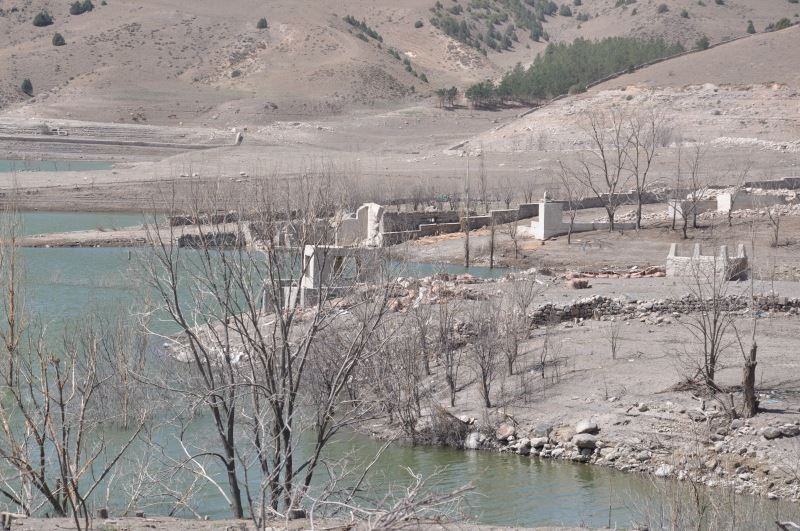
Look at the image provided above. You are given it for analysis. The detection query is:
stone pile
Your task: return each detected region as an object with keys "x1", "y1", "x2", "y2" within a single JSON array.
[{"x1": 529, "y1": 294, "x2": 800, "y2": 326}]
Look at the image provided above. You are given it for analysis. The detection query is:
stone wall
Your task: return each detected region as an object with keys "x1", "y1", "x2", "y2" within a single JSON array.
[{"x1": 529, "y1": 293, "x2": 800, "y2": 326}]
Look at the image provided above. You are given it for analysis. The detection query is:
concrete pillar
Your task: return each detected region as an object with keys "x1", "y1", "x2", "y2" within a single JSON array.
[{"x1": 532, "y1": 201, "x2": 565, "y2": 240}]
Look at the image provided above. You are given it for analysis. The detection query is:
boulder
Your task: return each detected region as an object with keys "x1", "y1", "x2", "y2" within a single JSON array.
[
  {"x1": 780, "y1": 424, "x2": 800, "y2": 438},
  {"x1": 575, "y1": 420, "x2": 599, "y2": 435},
  {"x1": 464, "y1": 432, "x2": 482, "y2": 450},
  {"x1": 572, "y1": 434, "x2": 598, "y2": 449},
  {"x1": 496, "y1": 422, "x2": 516, "y2": 441},
  {"x1": 532, "y1": 423, "x2": 553, "y2": 438},
  {"x1": 529, "y1": 437, "x2": 549, "y2": 449},
  {"x1": 654, "y1": 464, "x2": 673, "y2": 477},
  {"x1": 761, "y1": 427, "x2": 783, "y2": 440}
]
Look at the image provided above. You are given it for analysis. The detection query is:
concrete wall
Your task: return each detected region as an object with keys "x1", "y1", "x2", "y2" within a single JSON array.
[
  {"x1": 716, "y1": 192, "x2": 794, "y2": 213},
  {"x1": 666, "y1": 243, "x2": 748, "y2": 280},
  {"x1": 667, "y1": 199, "x2": 718, "y2": 218},
  {"x1": 531, "y1": 201, "x2": 635, "y2": 240}
]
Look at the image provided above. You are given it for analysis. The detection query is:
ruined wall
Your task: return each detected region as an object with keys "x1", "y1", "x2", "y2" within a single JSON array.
[{"x1": 666, "y1": 243, "x2": 748, "y2": 280}]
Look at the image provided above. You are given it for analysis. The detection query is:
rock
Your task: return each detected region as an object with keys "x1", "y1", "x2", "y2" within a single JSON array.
[
  {"x1": 730, "y1": 419, "x2": 744, "y2": 430},
  {"x1": 572, "y1": 434, "x2": 598, "y2": 449},
  {"x1": 687, "y1": 409, "x2": 706, "y2": 422},
  {"x1": 575, "y1": 420, "x2": 600, "y2": 435},
  {"x1": 464, "y1": 432, "x2": 482, "y2": 450},
  {"x1": 530, "y1": 437, "x2": 549, "y2": 449},
  {"x1": 654, "y1": 464, "x2": 673, "y2": 477},
  {"x1": 761, "y1": 427, "x2": 783, "y2": 440},
  {"x1": 532, "y1": 423, "x2": 553, "y2": 438},
  {"x1": 496, "y1": 422, "x2": 516, "y2": 441},
  {"x1": 637, "y1": 403, "x2": 649, "y2": 412},
  {"x1": 636, "y1": 451, "x2": 651, "y2": 462},
  {"x1": 780, "y1": 424, "x2": 800, "y2": 438}
]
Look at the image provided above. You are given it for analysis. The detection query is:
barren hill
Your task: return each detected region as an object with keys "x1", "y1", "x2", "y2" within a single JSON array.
[{"x1": 1, "y1": 0, "x2": 797, "y2": 125}]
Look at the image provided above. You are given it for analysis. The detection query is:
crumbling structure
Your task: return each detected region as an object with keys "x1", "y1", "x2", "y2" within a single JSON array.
[
  {"x1": 666, "y1": 243, "x2": 748, "y2": 280},
  {"x1": 530, "y1": 199, "x2": 635, "y2": 240}
]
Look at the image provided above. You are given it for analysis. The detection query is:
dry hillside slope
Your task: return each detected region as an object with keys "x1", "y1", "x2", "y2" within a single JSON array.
[{"x1": 1, "y1": 0, "x2": 797, "y2": 125}]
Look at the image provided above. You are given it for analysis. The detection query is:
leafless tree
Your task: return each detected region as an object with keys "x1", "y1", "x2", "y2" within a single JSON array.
[
  {"x1": 558, "y1": 161, "x2": 589, "y2": 244},
  {"x1": 467, "y1": 302, "x2": 500, "y2": 408},
  {"x1": 608, "y1": 319, "x2": 622, "y2": 360},
  {"x1": 571, "y1": 109, "x2": 633, "y2": 231},
  {"x1": 625, "y1": 108, "x2": 669, "y2": 230},
  {"x1": 678, "y1": 254, "x2": 741, "y2": 392},
  {"x1": 724, "y1": 162, "x2": 751, "y2": 227},
  {"x1": 140, "y1": 175, "x2": 394, "y2": 523},
  {"x1": 503, "y1": 214, "x2": 520, "y2": 260},
  {"x1": 437, "y1": 300, "x2": 462, "y2": 407},
  {"x1": 0, "y1": 208, "x2": 145, "y2": 529},
  {"x1": 410, "y1": 302, "x2": 433, "y2": 376}
]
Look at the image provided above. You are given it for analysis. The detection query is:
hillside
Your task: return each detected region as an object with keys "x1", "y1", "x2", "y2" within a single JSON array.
[{"x1": 0, "y1": 0, "x2": 797, "y2": 125}]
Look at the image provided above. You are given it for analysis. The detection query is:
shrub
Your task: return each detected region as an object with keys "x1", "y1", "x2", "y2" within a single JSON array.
[
  {"x1": 414, "y1": 20, "x2": 423, "y2": 28},
  {"x1": 343, "y1": 15, "x2": 382, "y2": 41},
  {"x1": 419, "y1": 72, "x2": 428, "y2": 83},
  {"x1": 576, "y1": 12, "x2": 590, "y2": 21},
  {"x1": 746, "y1": 20, "x2": 755, "y2": 33},
  {"x1": 101, "y1": 0, "x2": 106, "y2": 5},
  {"x1": 694, "y1": 35, "x2": 710, "y2": 49},
  {"x1": 256, "y1": 17, "x2": 268, "y2": 29},
  {"x1": 574, "y1": 0, "x2": 582, "y2": 5},
  {"x1": 715, "y1": 0, "x2": 724, "y2": 4},
  {"x1": 21, "y1": 78, "x2": 33, "y2": 96},
  {"x1": 32, "y1": 10, "x2": 53, "y2": 26},
  {"x1": 766, "y1": 17, "x2": 793, "y2": 30},
  {"x1": 680, "y1": 9, "x2": 689, "y2": 17},
  {"x1": 559, "y1": 4, "x2": 572, "y2": 16},
  {"x1": 70, "y1": 0, "x2": 94, "y2": 15},
  {"x1": 656, "y1": 3, "x2": 668, "y2": 13},
  {"x1": 52, "y1": 32, "x2": 66, "y2": 46}
]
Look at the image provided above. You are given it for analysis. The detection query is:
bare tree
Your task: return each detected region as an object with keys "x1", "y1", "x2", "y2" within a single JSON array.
[
  {"x1": 558, "y1": 161, "x2": 588, "y2": 244},
  {"x1": 503, "y1": 214, "x2": 520, "y2": 260},
  {"x1": 0, "y1": 209, "x2": 145, "y2": 529},
  {"x1": 626, "y1": 108, "x2": 669, "y2": 230},
  {"x1": 437, "y1": 300, "x2": 462, "y2": 407},
  {"x1": 141, "y1": 175, "x2": 394, "y2": 523},
  {"x1": 571, "y1": 109, "x2": 633, "y2": 231},
  {"x1": 673, "y1": 144, "x2": 709, "y2": 239},
  {"x1": 608, "y1": 319, "x2": 622, "y2": 360},
  {"x1": 467, "y1": 302, "x2": 500, "y2": 408},
  {"x1": 724, "y1": 162, "x2": 751, "y2": 227},
  {"x1": 678, "y1": 254, "x2": 740, "y2": 391}
]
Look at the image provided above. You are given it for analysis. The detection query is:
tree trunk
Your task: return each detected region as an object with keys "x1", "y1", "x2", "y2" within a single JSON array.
[
  {"x1": 742, "y1": 342, "x2": 758, "y2": 418},
  {"x1": 489, "y1": 220, "x2": 495, "y2": 269}
]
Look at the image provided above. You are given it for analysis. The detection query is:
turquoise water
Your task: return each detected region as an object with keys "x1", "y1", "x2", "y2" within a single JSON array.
[
  {"x1": 8, "y1": 213, "x2": 800, "y2": 527},
  {"x1": 0, "y1": 159, "x2": 112, "y2": 173},
  {"x1": 18, "y1": 211, "x2": 145, "y2": 236}
]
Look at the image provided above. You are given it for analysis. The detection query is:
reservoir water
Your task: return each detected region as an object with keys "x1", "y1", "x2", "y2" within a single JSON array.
[{"x1": 8, "y1": 212, "x2": 800, "y2": 527}]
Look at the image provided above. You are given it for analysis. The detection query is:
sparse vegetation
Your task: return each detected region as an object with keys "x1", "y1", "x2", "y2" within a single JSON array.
[
  {"x1": 69, "y1": 0, "x2": 94, "y2": 16},
  {"x1": 32, "y1": 10, "x2": 53, "y2": 26},
  {"x1": 20, "y1": 78, "x2": 33, "y2": 96},
  {"x1": 656, "y1": 3, "x2": 669, "y2": 14},
  {"x1": 746, "y1": 20, "x2": 756, "y2": 33},
  {"x1": 695, "y1": 35, "x2": 710, "y2": 50},
  {"x1": 256, "y1": 17, "x2": 268, "y2": 29},
  {"x1": 344, "y1": 15, "x2": 383, "y2": 41},
  {"x1": 52, "y1": 32, "x2": 66, "y2": 46},
  {"x1": 765, "y1": 17, "x2": 794, "y2": 31},
  {"x1": 680, "y1": 9, "x2": 690, "y2": 18},
  {"x1": 559, "y1": 4, "x2": 572, "y2": 16}
]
